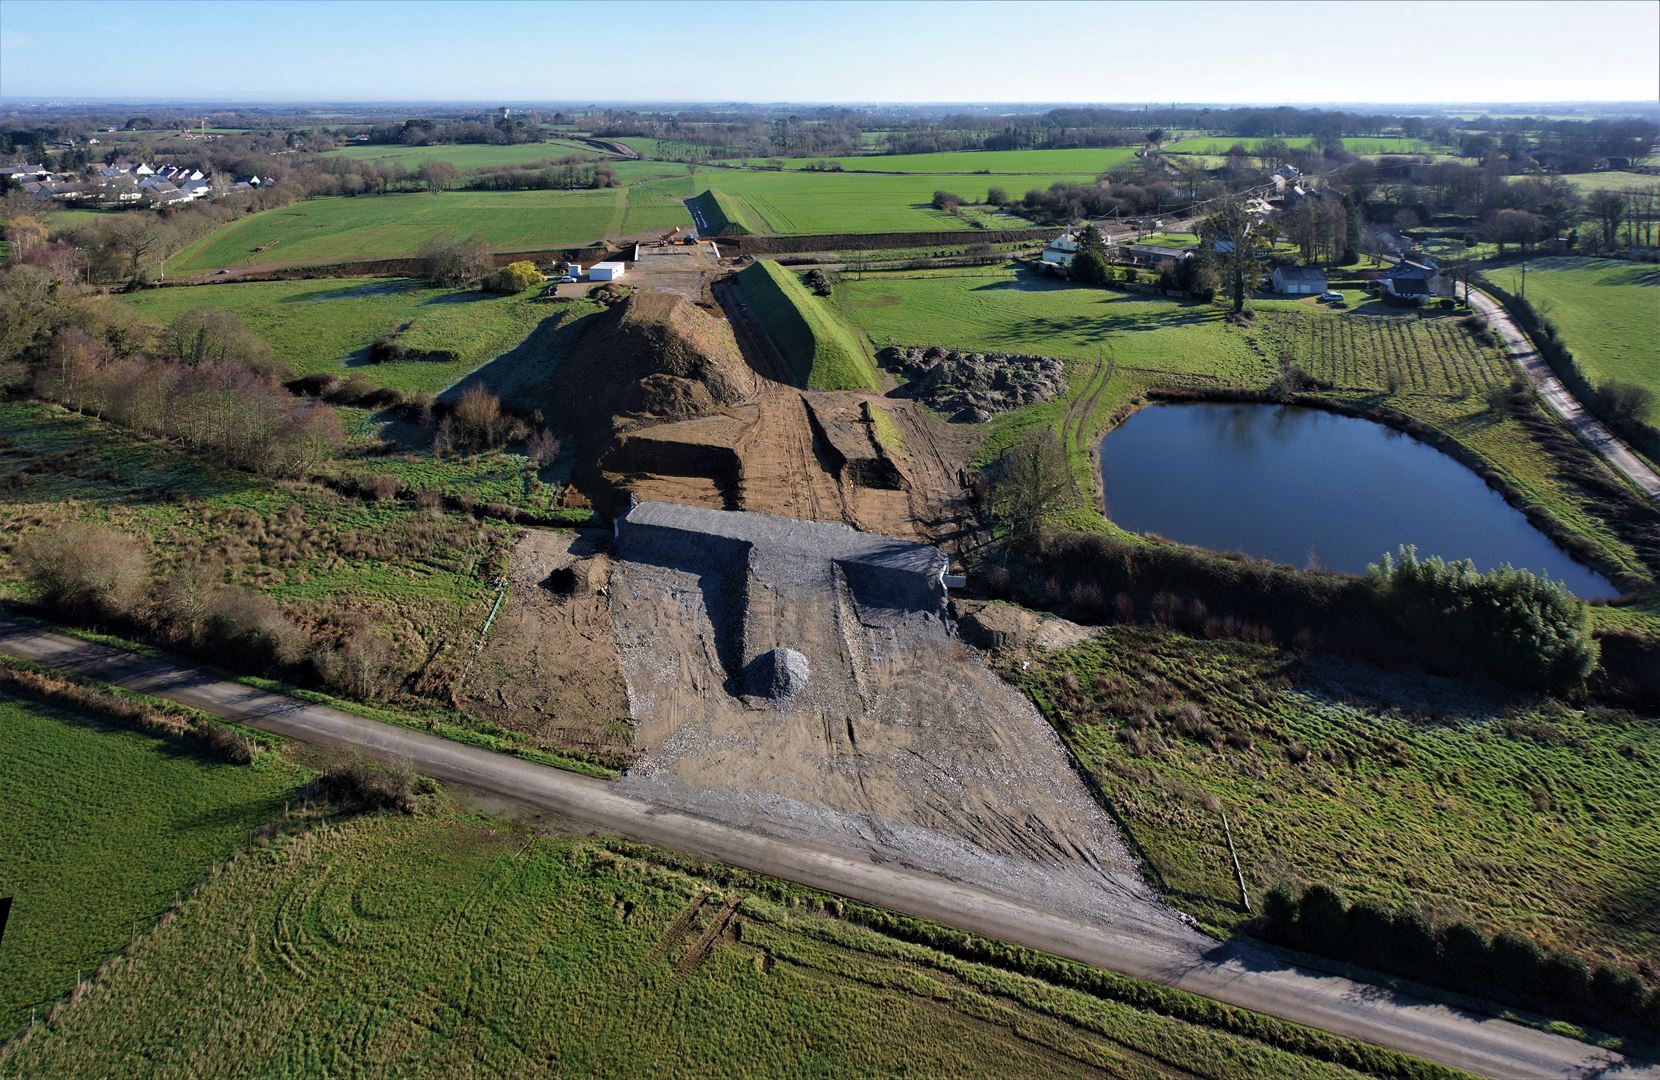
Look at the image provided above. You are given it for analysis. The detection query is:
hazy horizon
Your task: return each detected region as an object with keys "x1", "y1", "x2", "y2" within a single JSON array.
[{"x1": 3, "y1": 0, "x2": 1657, "y2": 105}]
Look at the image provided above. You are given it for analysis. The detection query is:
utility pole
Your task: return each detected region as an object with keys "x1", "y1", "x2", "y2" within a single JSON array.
[{"x1": 1519, "y1": 259, "x2": 1527, "y2": 302}]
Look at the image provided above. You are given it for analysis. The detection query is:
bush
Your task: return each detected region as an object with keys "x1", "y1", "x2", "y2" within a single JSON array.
[
  {"x1": 1440, "y1": 922, "x2": 1491, "y2": 995},
  {"x1": 313, "y1": 624, "x2": 396, "y2": 701},
  {"x1": 1600, "y1": 379, "x2": 1656, "y2": 429},
  {"x1": 311, "y1": 757, "x2": 420, "y2": 814},
  {"x1": 18, "y1": 522, "x2": 148, "y2": 622},
  {"x1": 202, "y1": 585, "x2": 307, "y2": 671},
  {"x1": 488, "y1": 260, "x2": 543, "y2": 294},
  {"x1": 1298, "y1": 884, "x2": 1348, "y2": 955},
  {"x1": 418, "y1": 234, "x2": 492, "y2": 287},
  {"x1": 931, "y1": 190, "x2": 964, "y2": 212},
  {"x1": 1367, "y1": 545, "x2": 1597, "y2": 693}
]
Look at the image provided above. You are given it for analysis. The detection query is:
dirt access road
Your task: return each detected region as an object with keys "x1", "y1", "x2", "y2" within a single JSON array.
[
  {"x1": 1470, "y1": 287, "x2": 1660, "y2": 501},
  {"x1": 1, "y1": 617, "x2": 1649, "y2": 1080}
]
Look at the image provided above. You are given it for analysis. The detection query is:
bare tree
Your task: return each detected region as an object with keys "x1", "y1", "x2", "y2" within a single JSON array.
[{"x1": 988, "y1": 428, "x2": 1078, "y2": 546}]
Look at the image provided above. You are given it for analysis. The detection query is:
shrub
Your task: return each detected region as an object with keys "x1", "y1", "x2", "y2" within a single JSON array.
[
  {"x1": 1346, "y1": 900, "x2": 1395, "y2": 970},
  {"x1": 311, "y1": 757, "x2": 420, "y2": 814},
  {"x1": 314, "y1": 625, "x2": 396, "y2": 701},
  {"x1": 418, "y1": 234, "x2": 492, "y2": 287},
  {"x1": 203, "y1": 585, "x2": 307, "y2": 671},
  {"x1": 488, "y1": 260, "x2": 543, "y2": 294},
  {"x1": 931, "y1": 190, "x2": 964, "y2": 212},
  {"x1": 1386, "y1": 911, "x2": 1441, "y2": 982},
  {"x1": 450, "y1": 385, "x2": 525, "y2": 452},
  {"x1": 1600, "y1": 380, "x2": 1656, "y2": 429},
  {"x1": 1439, "y1": 922, "x2": 1492, "y2": 995},
  {"x1": 1297, "y1": 884, "x2": 1349, "y2": 956},
  {"x1": 1489, "y1": 931, "x2": 1546, "y2": 1004},
  {"x1": 1541, "y1": 949, "x2": 1592, "y2": 1008},
  {"x1": 1367, "y1": 545, "x2": 1597, "y2": 693},
  {"x1": 1262, "y1": 883, "x2": 1300, "y2": 943},
  {"x1": 18, "y1": 522, "x2": 148, "y2": 622}
]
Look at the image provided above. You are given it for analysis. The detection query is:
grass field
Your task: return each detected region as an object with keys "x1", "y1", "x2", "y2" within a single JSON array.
[
  {"x1": 1487, "y1": 257, "x2": 1660, "y2": 422},
  {"x1": 1162, "y1": 136, "x2": 1442, "y2": 155},
  {"x1": 738, "y1": 261, "x2": 882, "y2": 391},
  {"x1": 118, "y1": 277, "x2": 569, "y2": 396},
  {"x1": 1551, "y1": 171, "x2": 1660, "y2": 195},
  {"x1": 323, "y1": 139, "x2": 607, "y2": 169},
  {"x1": 1012, "y1": 627, "x2": 1660, "y2": 970},
  {"x1": 3, "y1": 809, "x2": 1437, "y2": 1079},
  {"x1": 651, "y1": 167, "x2": 1078, "y2": 234},
  {"x1": 726, "y1": 147, "x2": 1139, "y2": 174},
  {"x1": 0, "y1": 694, "x2": 305, "y2": 1034},
  {"x1": 164, "y1": 186, "x2": 692, "y2": 273}
]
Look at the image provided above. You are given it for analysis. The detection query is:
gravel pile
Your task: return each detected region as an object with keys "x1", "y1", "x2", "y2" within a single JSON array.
[{"x1": 880, "y1": 345, "x2": 1067, "y2": 423}]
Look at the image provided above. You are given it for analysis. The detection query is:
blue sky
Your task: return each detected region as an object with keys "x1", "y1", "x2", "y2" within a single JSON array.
[{"x1": 2, "y1": 0, "x2": 1656, "y2": 104}]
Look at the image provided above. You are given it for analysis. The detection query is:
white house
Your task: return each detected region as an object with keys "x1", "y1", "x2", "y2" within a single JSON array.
[
  {"x1": 588, "y1": 261, "x2": 627, "y2": 281},
  {"x1": 1271, "y1": 265, "x2": 1328, "y2": 295},
  {"x1": 1041, "y1": 230, "x2": 1082, "y2": 269}
]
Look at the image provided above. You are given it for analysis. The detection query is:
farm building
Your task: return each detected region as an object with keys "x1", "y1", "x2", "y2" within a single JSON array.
[
  {"x1": 589, "y1": 261, "x2": 628, "y2": 282},
  {"x1": 1271, "y1": 265, "x2": 1328, "y2": 295},
  {"x1": 1126, "y1": 244, "x2": 1191, "y2": 268}
]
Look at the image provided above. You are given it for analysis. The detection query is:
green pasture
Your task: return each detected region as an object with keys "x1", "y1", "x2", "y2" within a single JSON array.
[
  {"x1": 0, "y1": 694, "x2": 305, "y2": 1034},
  {"x1": 163, "y1": 186, "x2": 691, "y2": 273},
  {"x1": 1490, "y1": 257, "x2": 1660, "y2": 421},
  {"x1": 651, "y1": 168, "x2": 1079, "y2": 234},
  {"x1": 118, "y1": 277, "x2": 569, "y2": 396},
  {"x1": 1014, "y1": 627, "x2": 1660, "y2": 969},
  {"x1": 323, "y1": 138, "x2": 608, "y2": 169},
  {"x1": 1552, "y1": 172, "x2": 1660, "y2": 194},
  {"x1": 4, "y1": 809, "x2": 1427, "y2": 1079},
  {"x1": 1162, "y1": 136, "x2": 1441, "y2": 155},
  {"x1": 727, "y1": 147, "x2": 1139, "y2": 175}
]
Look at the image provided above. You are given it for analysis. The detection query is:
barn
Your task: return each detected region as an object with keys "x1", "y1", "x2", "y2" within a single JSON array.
[{"x1": 1271, "y1": 265, "x2": 1328, "y2": 295}]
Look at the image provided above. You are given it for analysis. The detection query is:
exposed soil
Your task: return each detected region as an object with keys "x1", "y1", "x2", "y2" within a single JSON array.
[
  {"x1": 456, "y1": 528, "x2": 633, "y2": 765},
  {"x1": 609, "y1": 503, "x2": 1158, "y2": 923}
]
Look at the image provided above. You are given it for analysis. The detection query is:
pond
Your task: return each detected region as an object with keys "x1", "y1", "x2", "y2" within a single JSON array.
[{"x1": 1099, "y1": 402, "x2": 1618, "y2": 600}]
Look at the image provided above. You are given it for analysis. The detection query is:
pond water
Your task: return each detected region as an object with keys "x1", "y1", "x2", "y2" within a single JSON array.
[{"x1": 1099, "y1": 402, "x2": 1618, "y2": 599}]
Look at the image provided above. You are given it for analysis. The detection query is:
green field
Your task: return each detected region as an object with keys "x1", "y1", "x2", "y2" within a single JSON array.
[
  {"x1": 1012, "y1": 627, "x2": 1660, "y2": 970},
  {"x1": 1489, "y1": 257, "x2": 1660, "y2": 421},
  {"x1": 728, "y1": 147, "x2": 1139, "y2": 174},
  {"x1": 324, "y1": 138, "x2": 607, "y2": 169},
  {"x1": 119, "y1": 277, "x2": 569, "y2": 395},
  {"x1": 738, "y1": 261, "x2": 882, "y2": 391},
  {"x1": 1552, "y1": 171, "x2": 1660, "y2": 194},
  {"x1": 1162, "y1": 136, "x2": 1441, "y2": 155},
  {"x1": 164, "y1": 186, "x2": 692, "y2": 273},
  {"x1": 2, "y1": 808, "x2": 1436, "y2": 1079},
  {"x1": 651, "y1": 167, "x2": 1078, "y2": 234},
  {"x1": 0, "y1": 694, "x2": 305, "y2": 1034}
]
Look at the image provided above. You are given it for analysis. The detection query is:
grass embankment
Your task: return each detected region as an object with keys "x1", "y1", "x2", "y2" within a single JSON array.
[
  {"x1": 737, "y1": 260, "x2": 882, "y2": 391},
  {"x1": 164, "y1": 180, "x2": 690, "y2": 273},
  {"x1": 829, "y1": 266, "x2": 1659, "y2": 597},
  {"x1": 3, "y1": 807, "x2": 1457, "y2": 1079},
  {"x1": 687, "y1": 188, "x2": 759, "y2": 235},
  {"x1": 1010, "y1": 626, "x2": 1660, "y2": 972},
  {"x1": 1486, "y1": 257, "x2": 1660, "y2": 423},
  {"x1": 118, "y1": 277, "x2": 593, "y2": 397},
  {"x1": 0, "y1": 693, "x2": 306, "y2": 1034}
]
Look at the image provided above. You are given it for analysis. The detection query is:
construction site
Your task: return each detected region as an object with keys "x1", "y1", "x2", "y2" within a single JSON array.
[{"x1": 447, "y1": 241, "x2": 1187, "y2": 925}]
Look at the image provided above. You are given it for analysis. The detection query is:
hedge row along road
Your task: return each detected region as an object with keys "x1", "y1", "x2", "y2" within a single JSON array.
[
  {"x1": 0, "y1": 616, "x2": 1648, "y2": 1080},
  {"x1": 1469, "y1": 287, "x2": 1660, "y2": 501}
]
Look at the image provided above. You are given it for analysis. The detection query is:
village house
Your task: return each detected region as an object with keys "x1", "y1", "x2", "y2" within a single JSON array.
[
  {"x1": 1379, "y1": 256, "x2": 1441, "y2": 304},
  {"x1": 1041, "y1": 229, "x2": 1081, "y2": 270},
  {"x1": 1126, "y1": 243, "x2": 1191, "y2": 268}
]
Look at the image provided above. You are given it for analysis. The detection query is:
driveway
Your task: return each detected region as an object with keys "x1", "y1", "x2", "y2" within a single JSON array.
[
  {"x1": 1469, "y1": 287, "x2": 1660, "y2": 501},
  {"x1": 0, "y1": 616, "x2": 1652, "y2": 1080}
]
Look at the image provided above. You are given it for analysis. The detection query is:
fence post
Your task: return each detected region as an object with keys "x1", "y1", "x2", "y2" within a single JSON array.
[{"x1": 1221, "y1": 810, "x2": 1250, "y2": 913}]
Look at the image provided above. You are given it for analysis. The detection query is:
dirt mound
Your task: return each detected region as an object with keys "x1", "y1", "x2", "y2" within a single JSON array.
[{"x1": 553, "y1": 291, "x2": 759, "y2": 446}]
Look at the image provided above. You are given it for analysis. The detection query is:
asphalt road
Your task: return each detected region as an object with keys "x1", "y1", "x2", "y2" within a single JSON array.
[
  {"x1": 1469, "y1": 287, "x2": 1660, "y2": 501},
  {"x1": 2, "y1": 616, "x2": 1652, "y2": 1080}
]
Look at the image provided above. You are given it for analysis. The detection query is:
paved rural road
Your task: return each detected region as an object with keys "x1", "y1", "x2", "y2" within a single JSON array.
[
  {"x1": 1469, "y1": 287, "x2": 1660, "y2": 501},
  {"x1": 2, "y1": 617, "x2": 1653, "y2": 1080}
]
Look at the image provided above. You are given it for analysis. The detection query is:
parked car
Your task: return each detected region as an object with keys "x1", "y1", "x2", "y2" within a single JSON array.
[{"x1": 1320, "y1": 290, "x2": 1345, "y2": 303}]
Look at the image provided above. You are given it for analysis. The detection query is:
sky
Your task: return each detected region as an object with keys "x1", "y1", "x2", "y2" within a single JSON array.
[{"x1": 2, "y1": 0, "x2": 1657, "y2": 105}]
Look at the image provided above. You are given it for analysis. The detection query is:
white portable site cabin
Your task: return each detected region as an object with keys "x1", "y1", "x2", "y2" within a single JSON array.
[{"x1": 589, "y1": 261, "x2": 627, "y2": 282}]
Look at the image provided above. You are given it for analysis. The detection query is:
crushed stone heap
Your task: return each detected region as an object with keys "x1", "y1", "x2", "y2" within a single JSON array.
[{"x1": 749, "y1": 647, "x2": 810, "y2": 702}]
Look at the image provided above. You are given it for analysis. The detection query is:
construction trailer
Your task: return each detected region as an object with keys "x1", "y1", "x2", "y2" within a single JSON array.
[{"x1": 589, "y1": 261, "x2": 628, "y2": 282}]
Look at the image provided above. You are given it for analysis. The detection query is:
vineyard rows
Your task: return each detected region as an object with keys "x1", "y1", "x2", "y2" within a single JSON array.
[{"x1": 1268, "y1": 312, "x2": 1511, "y2": 395}]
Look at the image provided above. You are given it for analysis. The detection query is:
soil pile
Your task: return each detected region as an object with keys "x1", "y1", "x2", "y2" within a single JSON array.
[
  {"x1": 552, "y1": 291, "x2": 759, "y2": 445},
  {"x1": 880, "y1": 345, "x2": 1066, "y2": 422}
]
